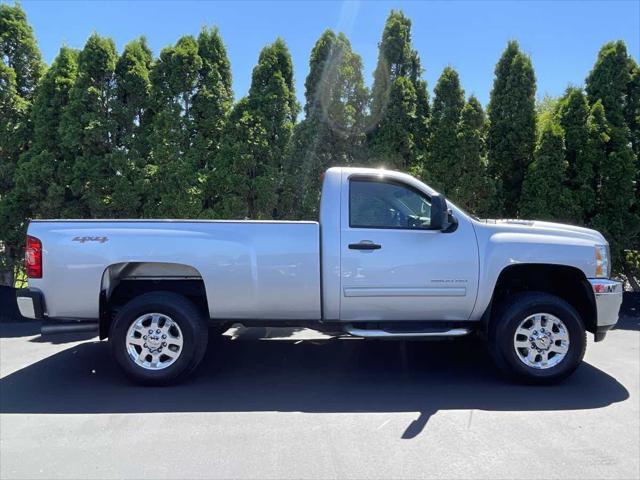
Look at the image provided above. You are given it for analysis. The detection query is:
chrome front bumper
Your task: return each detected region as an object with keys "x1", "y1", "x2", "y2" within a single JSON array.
[{"x1": 588, "y1": 279, "x2": 623, "y2": 341}]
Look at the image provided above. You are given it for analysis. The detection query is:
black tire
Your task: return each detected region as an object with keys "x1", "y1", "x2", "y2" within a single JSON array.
[
  {"x1": 109, "y1": 291, "x2": 208, "y2": 385},
  {"x1": 488, "y1": 292, "x2": 586, "y2": 384}
]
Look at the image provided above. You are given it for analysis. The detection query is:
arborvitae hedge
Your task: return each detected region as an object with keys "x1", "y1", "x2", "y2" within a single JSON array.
[{"x1": 1, "y1": 4, "x2": 639, "y2": 283}]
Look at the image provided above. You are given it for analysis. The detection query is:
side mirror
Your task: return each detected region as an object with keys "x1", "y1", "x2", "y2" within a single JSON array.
[{"x1": 430, "y1": 194, "x2": 449, "y2": 231}]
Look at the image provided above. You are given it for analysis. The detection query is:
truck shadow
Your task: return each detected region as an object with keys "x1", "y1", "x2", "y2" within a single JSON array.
[
  {"x1": 0, "y1": 329, "x2": 629, "y2": 439},
  {"x1": 0, "y1": 321, "x2": 40, "y2": 338},
  {"x1": 615, "y1": 292, "x2": 640, "y2": 331}
]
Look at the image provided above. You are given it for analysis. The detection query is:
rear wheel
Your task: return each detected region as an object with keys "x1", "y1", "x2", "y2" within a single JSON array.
[
  {"x1": 489, "y1": 292, "x2": 586, "y2": 384},
  {"x1": 110, "y1": 292, "x2": 208, "y2": 385}
]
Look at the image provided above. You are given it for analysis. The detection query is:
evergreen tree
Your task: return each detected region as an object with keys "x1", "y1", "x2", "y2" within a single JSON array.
[
  {"x1": 0, "y1": 3, "x2": 44, "y2": 285},
  {"x1": 216, "y1": 39, "x2": 298, "y2": 219},
  {"x1": 2, "y1": 48, "x2": 78, "y2": 272},
  {"x1": 586, "y1": 100, "x2": 610, "y2": 200},
  {"x1": 556, "y1": 87, "x2": 594, "y2": 224},
  {"x1": 193, "y1": 27, "x2": 233, "y2": 215},
  {"x1": 59, "y1": 33, "x2": 118, "y2": 217},
  {"x1": 453, "y1": 96, "x2": 493, "y2": 215},
  {"x1": 368, "y1": 10, "x2": 429, "y2": 171},
  {"x1": 145, "y1": 35, "x2": 202, "y2": 218},
  {"x1": 586, "y1": 41, "x2": 638, "y2": 265},
  {"x1": 114, "y1": 38, "x2": 152, "y2": 153},
  {"x1": 424, "y1": 66, "x2": 464, "y2": 194},
  {"x1": 146, "y1": 29, "x2": 233, "y2": 218},
  {"x1": 520, "y1": 121, "x2": 569, "y2": 220},
  {"x1": 626, "y1": 58, "x2": 640, "y2": 200},
  {"x1": 107, "y1": 37, "x2": 153, "y2": 217},
  {"x1": 586, "y1": 41, "x2": 631, "y2": 129},
  {"x1": 0, "y1": 62, "x2": 27, "y2": 198},
  {"x1": 0, "y1": 3, "x2": 44, "y2": 100},
  {"x1": 9, "y1": 47, "x2": 79, "y2": 221},
  {"x1": 288, "y1": 30, "x2": 367, "y2": 219},
  {"x1": 487, "y1": 40, "x2": 536, "y2": 217}
]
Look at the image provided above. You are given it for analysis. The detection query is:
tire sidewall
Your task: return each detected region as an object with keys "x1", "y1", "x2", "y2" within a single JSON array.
[
  {"x1": 110, "y1": 293, "x2": 207, "y2": 385},
  {"x1": 495, "y1": 294, "x2": 585, "y2": 382}
]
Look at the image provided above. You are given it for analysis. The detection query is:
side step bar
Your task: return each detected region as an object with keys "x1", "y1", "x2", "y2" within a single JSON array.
[
  {"x1": 41, "y1": 321, "x2": 99, "y2": 335},
  {"x1": 344, "y1": 325, "x2": 471, "y2": 338}
]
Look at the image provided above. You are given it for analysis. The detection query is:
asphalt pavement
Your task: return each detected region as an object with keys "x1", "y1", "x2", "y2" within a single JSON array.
[{"x1": 0, "y1": 307, "x2": 638, "y2": 479}]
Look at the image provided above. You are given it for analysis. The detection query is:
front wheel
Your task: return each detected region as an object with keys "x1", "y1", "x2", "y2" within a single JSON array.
[
  {"x1": 110, "y1": 292, "x2": 208, "y2": 385},
  {"x1": 489, "y1": 292, "x2": 586, "y2": 384}
]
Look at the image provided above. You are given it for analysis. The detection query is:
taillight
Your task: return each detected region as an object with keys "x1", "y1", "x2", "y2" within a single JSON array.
[{"x1": 25, "y1": 235, "x2": 42, "y2": 278}]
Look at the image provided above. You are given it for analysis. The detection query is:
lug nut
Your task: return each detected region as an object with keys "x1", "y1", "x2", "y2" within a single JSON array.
[
  {"x1": 158, "y1": 348, "x2": 163, "y2": 352},
  {"x1": 143, "y1": 335, "x2": 147, "y2": 340},
  {"x1": 149, "y1": 330, "x2": 153, "y2": 334},
  {"x1": 143, "y1": 343, "x2": 147, "y2": 348},
  {"x1": 162, "y1": 342, "x2": 167, "y2": 346},
  {"x1": 533, "y1": 330, "x2": 538, "y2": 335},
  {"x1": 162, "y1": 334, "x2": 166, "y2": 339},
  {"x1": 156, "y1": 329, "x2": 161, "y2": 334}
]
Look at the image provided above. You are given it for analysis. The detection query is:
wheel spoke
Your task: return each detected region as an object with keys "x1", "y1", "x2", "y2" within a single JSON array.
[
  {"x1": 551, "y1": 342, "x2": 569, "y2": 354},
  {"x1": 162, "y1": 349, "x2": 177, "y2": 359},
  {"x1": 527, "y1": 349, "x2": 539, "y2": 363},
  {"x1": 128, "y1": 337, "x2": 145, "y2": 347},
  {"x1": 137, "y1": 349, "x2": 149, "y2": 364},
  {"x1": 516, "y1": 327, "x2": 531, "y2": 338},
  {"x1": 540, "y1": 351, "x2": 551, "y2": 364},
  {"x1": 514, "y1": 339, "x2": 530, "y2": 348},
  {"x1": 532, "y1": 315, "x2": 543, "y2": 330},
  {"x1": 554, "y1": 330, "x2": 569, "y2": 341}
]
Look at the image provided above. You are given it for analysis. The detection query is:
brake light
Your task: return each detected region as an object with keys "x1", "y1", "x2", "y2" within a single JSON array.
[{"x1": 25, "y1": 235, "x2": 42, "y2": 278}]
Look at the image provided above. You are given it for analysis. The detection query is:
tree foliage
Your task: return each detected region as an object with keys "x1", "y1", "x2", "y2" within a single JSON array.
[
  {"x1": 0, "y1": 3, "x2": 44, "y2": 100},
  {"x1": 453, "y1": 96, "x2": 493, "y2": 215},
  {"x1": 556, "y1": 87, "x2": 594, "y2": 223},
  {"x1": 0, "y1": 3, "x2": 44, "y2": 284},
  {"x1": 288, "y1": 30, "x2": 367, "y2": 219},
  {"x1": 487, "y1": 41, "x2": 537, "y2": 217},
  {"x1": 368, "y1": 10, "x2": 429, "y2": 171},
  {"x1": 586, "y1": 41, "x2": 638, "y2": 265},
  {"x1": 215, "y1": 39, "x2": 298, "y2": 219},
  {"x1": 519, "y1": 121, "x2": 569, "y2": 220},
  {"x1": 146, "y1": 28, "x2": 233, "y2": 218},
  {"x1": 425, "y1": 66, "x2": 464, "y2": 194}
]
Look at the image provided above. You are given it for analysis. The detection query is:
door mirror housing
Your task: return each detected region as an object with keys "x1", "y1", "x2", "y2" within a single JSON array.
[{"x1": 430, "y1": 194, "x2": 453, "y2": 231}]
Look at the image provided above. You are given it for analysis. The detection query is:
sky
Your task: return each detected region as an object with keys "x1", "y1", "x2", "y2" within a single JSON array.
[{"x1": 16, "y1": 0, "x2": 640, "y2": 108}]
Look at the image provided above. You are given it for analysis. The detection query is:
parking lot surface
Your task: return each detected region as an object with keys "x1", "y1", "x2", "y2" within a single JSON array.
[{"x1": 1, "y1": 309, "x2": 638, "y2": 479}]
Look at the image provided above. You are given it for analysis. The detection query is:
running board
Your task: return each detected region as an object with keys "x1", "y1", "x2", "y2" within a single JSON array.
[
  {"x1": 41, "y1": 321, "x2": 98, "y2": 335},
  {"x1": 344, "y1": 325, "x2": 471, "y2": 338}
]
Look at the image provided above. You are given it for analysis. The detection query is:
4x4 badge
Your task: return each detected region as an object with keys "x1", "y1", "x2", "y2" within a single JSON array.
[{"x1": 72, "y1": 236, "x2": 108, "y2": 243}]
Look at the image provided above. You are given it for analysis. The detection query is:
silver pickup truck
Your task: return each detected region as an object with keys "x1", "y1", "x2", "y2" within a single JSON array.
[{"x1": 17, "y1": 167, "x2": 622, "y2": 385}]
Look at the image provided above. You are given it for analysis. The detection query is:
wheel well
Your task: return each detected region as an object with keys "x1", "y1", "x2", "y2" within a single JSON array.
[
  {"x1": 99, "y1": 262, "x2": 209, "y2": 339},
  {"x1": 486, "y1": 264, "x2": 597, "y2": 334}
]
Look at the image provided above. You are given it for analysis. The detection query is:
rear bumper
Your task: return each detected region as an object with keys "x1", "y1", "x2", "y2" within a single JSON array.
[
  {"x1": 16, "y1": 288, "x2": 98, "y2": 335},
  {"x1": 16, "y1": 288, "x2": 45, "y2": 320},
  {"x1": 588, "y1": 279, "x2": 623, "y2": 341}
]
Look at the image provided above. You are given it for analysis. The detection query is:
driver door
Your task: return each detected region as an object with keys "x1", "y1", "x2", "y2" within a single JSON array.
[{"x1": 339, "y1": 174, "x2": 479, "y2": 321}]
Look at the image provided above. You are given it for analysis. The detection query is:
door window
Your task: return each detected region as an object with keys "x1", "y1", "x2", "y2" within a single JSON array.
[{"x1": 349, "y1": 178, "x2": 432, "y2": 229}]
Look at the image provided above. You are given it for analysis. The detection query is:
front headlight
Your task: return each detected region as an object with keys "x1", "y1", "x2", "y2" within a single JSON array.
[{"x1": 595, "y1": 245, "x2": 610, "y2": 278}]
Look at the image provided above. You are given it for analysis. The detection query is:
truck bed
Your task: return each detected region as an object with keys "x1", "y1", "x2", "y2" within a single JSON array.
[{"x1": 27, "y1": 220, "x2": 322, "y2": 321}]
